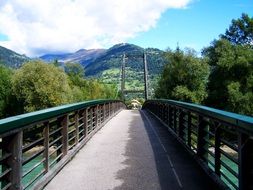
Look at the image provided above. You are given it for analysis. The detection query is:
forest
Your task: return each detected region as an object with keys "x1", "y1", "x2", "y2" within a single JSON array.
[
  {"x1": 155, "y1": 13, "x2": 253, "y2": 116},
  {"x1": 0, "y1": 61, "x2": 118, "y2": 119}
]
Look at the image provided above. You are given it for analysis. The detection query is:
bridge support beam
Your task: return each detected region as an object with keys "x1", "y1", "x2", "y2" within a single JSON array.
[
  {"x1": 143, "y1": 52, "x2": 148, "y2": 100},
  {"x1": 121, "y1": 54, "x2": 126, "y2": 101},
  {"x1": 120, "y1": 52, "x2": 149, "y2": 101}
]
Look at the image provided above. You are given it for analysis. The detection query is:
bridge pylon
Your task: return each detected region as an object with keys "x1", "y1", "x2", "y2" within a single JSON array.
[{"x1": 120, "y1": 52, "x2": 148, "y2": 102}]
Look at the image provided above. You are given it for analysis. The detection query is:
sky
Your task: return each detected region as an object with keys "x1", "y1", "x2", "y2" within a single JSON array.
[{"x1": 0, "y1": 0, "x2": 252, "y2": 57}]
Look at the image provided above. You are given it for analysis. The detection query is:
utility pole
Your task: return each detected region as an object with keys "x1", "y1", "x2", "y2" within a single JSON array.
[
  {"x1": 121, "y1": 53, "x2": 126, "y2": 101},
  {"x1": 143, "y1": 52, "x2": 148, "y2": 100}
]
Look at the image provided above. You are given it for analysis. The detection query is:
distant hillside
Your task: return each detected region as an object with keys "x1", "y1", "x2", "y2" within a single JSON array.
[
  {"x1": 85, "y1": 43, "x2": 165, "y2": 76},
  {"x1": 39, "y1": 53, "x2": 72, "y2": 62},
  {"x1": 65, "y1": 49, "x2": 106, "y2": 67},
  {"x1": 40, "y1": 43, "x2": 167, "y2": 95},
  {"x1": 0, "y1": 44, "x2": 166, "y2": 98},
  {"x1": 85, "y1": 43, "x2": 143, "y2": 76},
  {"x1": 0, "y1": 46, "x2": 30, "y2": 68},
  {"x1": 40, "y1": 49, "x2": 106, "y2": 67},
  {"x1": 85, "y1": 43, "x2": 166, "y2": 95}
]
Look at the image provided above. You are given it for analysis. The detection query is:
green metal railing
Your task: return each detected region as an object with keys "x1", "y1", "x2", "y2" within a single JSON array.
[
  {"x1": 0, "y1": 100, "x2": 125, "y2": 190},
  {"x1": 143, "y1": 99, "x2": 253, "y2": 190}
]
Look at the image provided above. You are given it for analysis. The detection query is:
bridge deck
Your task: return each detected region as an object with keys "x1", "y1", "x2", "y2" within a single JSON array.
[{"x1": 45, "y1": 110, "x2": 219, "y2": 190}]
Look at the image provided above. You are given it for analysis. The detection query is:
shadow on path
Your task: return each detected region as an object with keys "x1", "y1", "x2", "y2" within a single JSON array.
[{"x1": 114, "y1": 110, "x2": 220, "y2": 190}]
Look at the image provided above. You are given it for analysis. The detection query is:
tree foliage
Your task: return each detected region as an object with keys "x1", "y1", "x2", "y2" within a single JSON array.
[
  {"x1": 0, "y1": 65, "x2": 12, "y2": 117},
  {"x1": 65, "y1": 62, "x2": 84, "y2": 78},
  {"x1": 12, "y1": 61, "x2": 72, "y2": 112},
  {"x1": 155, "y1": 13, "x2": 253, "y2": 116},
  {"x1": 65, "y1": 62, "x2": 118, "y2": 102},
  {"x1": 203, "y1": 39, "x2": 253, "y2": 115},
  {"x1": 221, "y1": 13, "x2": 253, "y2": 46},
  {"x1": 203, "y1": 13, "x2": 253, "y2": 116},
  {"x1": 0, "y1": 60, "x2": 119, "y2": 116},
  {"x1": 155, "y1": 48, "x2": 209, "y2": 104}
]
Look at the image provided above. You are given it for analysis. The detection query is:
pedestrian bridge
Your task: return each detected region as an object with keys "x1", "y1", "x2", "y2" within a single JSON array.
[{"x1": 0, "y1": 100, "x2": 252, "y2": 190}]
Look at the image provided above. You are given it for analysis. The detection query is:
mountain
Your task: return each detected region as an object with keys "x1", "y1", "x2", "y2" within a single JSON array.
[
  {"x1": 0, "y1": 43, "x2": 166, "y2": 97},
  {"x1": 40, "y1": 48, "x2": 106, "y2": 67},
  {"x1": 39, "y1": 53, "x2": 72, "y2": 62},
  {"x1": 63, "y1": 49, "x2": 106, "y2": 67},
  {"x1": 40, "y1": 43, "x2": 166, "y2": 77},
  {"x1": 40, "y1": 43, "x2": 166, "y2": 94},
  {"x1": 84, "y1": 43, "x2": 166, "y2": 95},
  {"x1": 85, "y1": 43, "x2": 165, "y2": 76},
  {"x1": 0, "y1": 46, "x2": 30, "y2": 68}
]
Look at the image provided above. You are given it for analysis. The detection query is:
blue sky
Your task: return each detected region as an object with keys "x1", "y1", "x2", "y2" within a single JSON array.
[
  {"x1": 128, "y1": 0, "x2": 253, "y2": 53},
  {"x1": 0, "y1": 0, "x2": 252, "y2": 56},
  {"x1": 0, "y1": 33, "x2": 8, "y2": 41}
]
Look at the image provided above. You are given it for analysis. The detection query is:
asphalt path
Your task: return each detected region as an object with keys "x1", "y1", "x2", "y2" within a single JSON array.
[{"x1": 45, "y1": 110, "x2": 219, "y2": 190}]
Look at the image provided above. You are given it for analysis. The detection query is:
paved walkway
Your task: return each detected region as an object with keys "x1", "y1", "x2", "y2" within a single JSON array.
[{"x1": 45, "y1": 110, "x2": 219, "y2": 190}]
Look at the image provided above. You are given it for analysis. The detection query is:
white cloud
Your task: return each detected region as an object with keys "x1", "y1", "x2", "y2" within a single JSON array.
[{"x1": 0, "y1": 0, "x2": 192, "y2": 56}]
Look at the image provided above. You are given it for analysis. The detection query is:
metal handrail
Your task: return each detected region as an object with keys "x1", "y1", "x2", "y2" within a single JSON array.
[
  {"x1": 0, "y1": 100, "x2": 126, "y2": 190},
  {"x1": 143, "y1": 99, "x2": 253, "y2": 190}
]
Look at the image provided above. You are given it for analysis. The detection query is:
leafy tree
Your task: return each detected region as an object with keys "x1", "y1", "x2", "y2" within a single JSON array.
[
  {"x1": 65, "y1": 62, "x2": 118, "y2": 101},
  {"x1": 84, "y1": 80, "x2": 115, "y2": 100},
  {"x1": 221, "y1": 13, "x2": 253, "y2": 46},
  {"x1": 12, "y1": 60, "x2": 72, "y2": 112},
  {"x1": 155, "y1": 48, "x2": 209, "y2": 103},
  {"x1": 52, "y1": 59, "x2": 61, "y2": 67},
  {"x1": 65, "y1": 62, "x2": 84, "y2": 78},
  {"x1": 100, "y1": 83, "x2": 118, "y2": 99},
  {"x1": 0, "y1": 65, "x2": 12, "y2": 118},
  {"x1": 203, "y1": 39, "x2": 253, "y2": 115}
]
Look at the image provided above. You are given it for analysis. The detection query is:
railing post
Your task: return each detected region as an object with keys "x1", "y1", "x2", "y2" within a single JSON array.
[
  {"x1": 2, "y1": 131, "x2": 23, "y2": 190},
  {"x1": 197, "y1": 116, "x2": 208, "y2": 162},
  {"x1": 105, "y1": 103, "x2": 107, "y2": 119},
  {"x1": 95, "y1": 105, "x2": 99, "y2": 128},
  {"x1": 214, "y1": 124, "x2": 221, "y2": 176},
  {"x1": 173, "y1": 107, "x2": 177, "y2": 132},
  {"x1": 60, "y1": 115, "x2": 68, "y2": 156},
  {"x1": 158, "y1": 104, "x2": 161, "y2": 119},
  {"x1": 238, "y1": 133, "x2": 253, "y2": 190},
  {"x1": 103, "y1": 104, "x2": 106, "y2": 123},
  {"x1": 166, "y1": 105, "x2": 169, "y2": 124},
  {"x1": 168, "y1": 105, "x2": 172, "y2": 129},
  {"x1": 111, "y1": 103, "x2": 114, "y2": 116},
  {"x1": 91, "y1": 107, "x2": 95, "y2": 131},
  {"x1": 82, "y1": 108, "x2": 87, "y2": 138},
  {"x1": 187, "y1": 111, "x2": 192, "y2": 147},
  {"x1": 178, "y1": 110, "x2": 185, "y2": 141},
  {"x1": 164, "y1": 105, "x2": 167, "y2": 123},
  {"x1": 109, "y1": 103, "x2": 111, "y2": 117},
  {"x1": 43, "y1": 122, "x2": 49, "y2": 174},
  {"x1": 75, "y1": 111, "x2": 79, "y2": 144},
  {"x1": 83, "y1": 108, "x2": 88, "y2": 137}
]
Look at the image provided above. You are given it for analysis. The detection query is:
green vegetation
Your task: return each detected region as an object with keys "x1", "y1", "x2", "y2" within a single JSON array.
[
  {"x1": 203, "y1": 39, "x2": 253, "y2": 115},
  {"x1": 155, "y1": 13, "x2": 253, "y2": 116},
  {"x1": 12, "y1": 61, "x2": 72, "y2": 112},
  {"x1": 0, "y1": 65, "x2": 13, "y2": 118},
  {"x1": 84, "y1": 44, "x2": 166, "y2": 100},
  {"x1": 0, "y1": 61, "x2": 118, "y2": 118},
  {"x1": 155, "y1": 48, "x2": 209, "y2": 104},
  {"x1": 220, "y1": 13, "x2": 253, "y2": 46}
]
